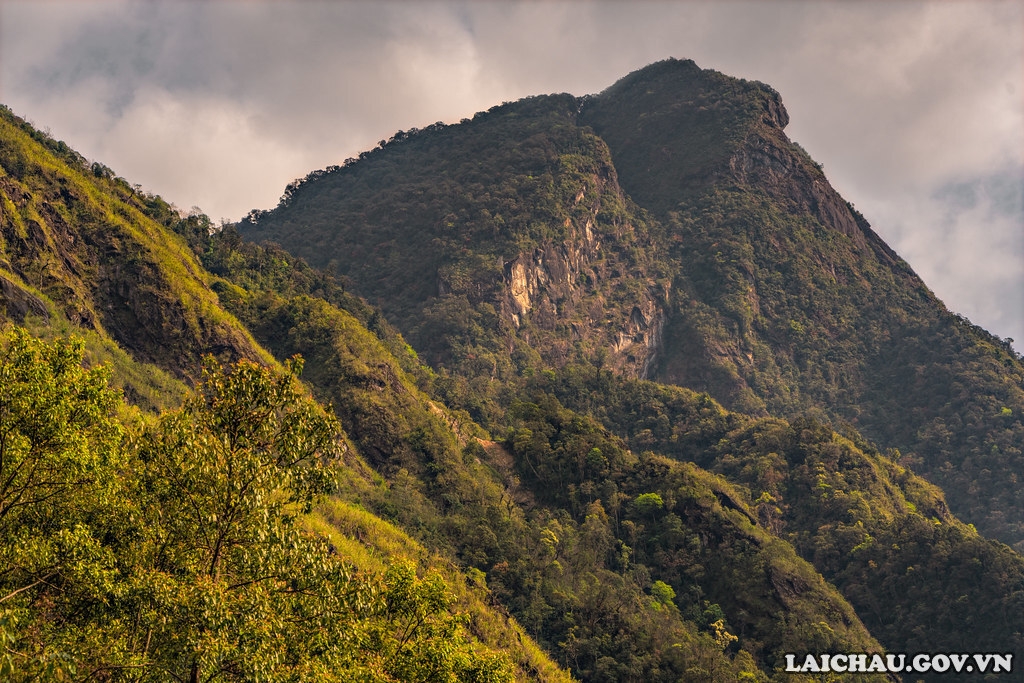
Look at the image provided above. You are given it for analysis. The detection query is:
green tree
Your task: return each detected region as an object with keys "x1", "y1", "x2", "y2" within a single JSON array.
[
  {"x1": 632, "y1": 492, "x2": 664, "y2": 517},
  {"x1": 0, "y1": 326, "x2": 124, "y2": 681},
  {"x1": 138, "y1": 356, "x2": 338, "y2": 583},
  {"x1": 0, "y1": 337, "x2": 514, "y2": 682},
  {"x1": 128, "y1": 356, "x2": 513, "y2": 682},
  {"x1": 650, "y1": 580, "x2": 676, "y2": 609},
  {"x1": 129, "y1": 356, "x2": 345, "y2": 681},
  {"x1": 0, "y1": 327, "x2": 122, "y2": 539}
]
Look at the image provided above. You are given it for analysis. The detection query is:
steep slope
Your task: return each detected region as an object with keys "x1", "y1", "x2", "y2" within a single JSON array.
[
  {"x1": 0, "y1": 327, "x2": 559, "y2": 682},
  {"x1": 243, "y1": 59, "x2": 1024, "y2": 551},
  {"x1": 0, "y1": 109, "x2": 573, "y2": 682},
  {"x1": 579, "y1": 59, "x2": 1024, "y2": 548},
  {"x1": 0, "y1": 104, "x2": 273, "y2": 388},
  {"x1": 529, "y1": 366, "x2": 1024, "y2": 664}
]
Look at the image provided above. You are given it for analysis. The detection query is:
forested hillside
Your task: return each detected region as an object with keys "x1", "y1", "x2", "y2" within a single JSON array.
[
  {"x1": 3, "y1": 57, "x2": 1024, "y2": 683},
  {"x1": 241, "y1": 93, "x2": 667, "y2": 383},
  {"x1": 243, "y1": 59, "x2": 1024, "y2": 554},
  {"x1": 0, "y1": 104, "x2": 567, "y2": 682},
  {"x1": 187, "y1": 227, "x2": 883, "y2": 680}
]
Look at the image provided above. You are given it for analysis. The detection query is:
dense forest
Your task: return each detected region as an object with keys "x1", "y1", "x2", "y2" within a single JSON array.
[
  {"x1": 244, "y1": 58, "x2": 1024, "y2": 550},
  {"x1": 1, "y1": 58, "x2": 1023, "y2": 682}
]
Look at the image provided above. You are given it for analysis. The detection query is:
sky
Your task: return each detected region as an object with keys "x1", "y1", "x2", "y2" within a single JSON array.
[{"x1": 1, "y1": 0, "x2": 1022, "y2": 350}]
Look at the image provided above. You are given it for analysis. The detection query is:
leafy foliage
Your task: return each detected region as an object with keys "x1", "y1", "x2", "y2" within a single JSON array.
[{"x1": 0, "y1": 330, "x2": 517, "y2": 682}]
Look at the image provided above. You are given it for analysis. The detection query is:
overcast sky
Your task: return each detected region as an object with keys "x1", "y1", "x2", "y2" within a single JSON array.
[{"x1": 1, "y1": 0, "x2": 1022, "y2": 350}]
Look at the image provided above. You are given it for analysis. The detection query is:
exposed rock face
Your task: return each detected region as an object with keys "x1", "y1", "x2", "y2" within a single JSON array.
[
  {"x1": 488, "y1": 172, "x2": 662, "y2": 378},
  {"x1": 497, "y1": 243, "x2": 663, "y2": 377},
  {"x1": 0, "y1": 273, "x2": 50, "y2": 323},
  {"x1": 729, "y1": 132, "x2": 866, "y2": 249},
  {"x1": 500, "y1": 214, "x2": 600, "y2": 327},
  {"x1": 759, "y1": 88, "x2": 790, "y2": 129},
  {"x1": 636, "y1": 306, "x2": 666, "y2": 379}
]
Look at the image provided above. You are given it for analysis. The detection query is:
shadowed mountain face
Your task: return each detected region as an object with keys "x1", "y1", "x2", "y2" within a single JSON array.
[
  {"x1": 579, "y1": 61, "x2": 1024, "y2": 550},
  {"x1": 241, "y1": 58, "x2": 1024, "y2": 550}
]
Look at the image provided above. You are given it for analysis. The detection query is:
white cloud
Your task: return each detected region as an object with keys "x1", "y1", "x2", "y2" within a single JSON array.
[
  {"x1": 95, "y1": 87, "x2": 312, "y2": 221},
  {"x1": 775, "y1": 1, "x2": 1024, "y2": 192},
  {"x1": 897, "y1": 171, "x2": 1023, "y2": 342}
]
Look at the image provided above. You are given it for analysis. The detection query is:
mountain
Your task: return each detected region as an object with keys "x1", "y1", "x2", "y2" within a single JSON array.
[
  {"x1": 241, "y1": 58, "x2": 1024, "y2": 554},
  {"x1": 579, "y1": 59, "x2": 1024, "y2": 550},
  {"x1": 4, "y1": 56, "x2": 1024, "y2": 682},
  {"x1": 237, "y1": 58, "x2": 1024, "y2": 677},
  {"x1": 2, "y1": 99, "x2": 895, "y2": 681},
  {"x1": 242, "y1": 93, "x2": 666, "y2": 385}
]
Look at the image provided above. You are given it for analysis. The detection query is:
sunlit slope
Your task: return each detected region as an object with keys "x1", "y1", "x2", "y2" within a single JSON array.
[
  {"x1": 0, "y1": 326, "x2": 565, "y2": 682},
  {"x1": 0, "y1": 105, "x2": 273, "y2": 385},
  {"x1": 0, "y1": 106, "x2": 574, "y2": 681}
]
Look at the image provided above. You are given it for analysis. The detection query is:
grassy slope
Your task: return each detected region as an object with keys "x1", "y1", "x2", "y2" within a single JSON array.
[
  {"x1": 0, "y1": 105, "x2": 274, "y2": 383},
  {"x1": 309, "y1": 499, "x2": 574, "y2": 683}
]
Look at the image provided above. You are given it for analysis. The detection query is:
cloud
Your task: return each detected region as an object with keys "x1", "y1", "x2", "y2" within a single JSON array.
[
  {"x1": 881, "y1": 170, "x2": 1024, "y2": 347},
  {"x1": 95, "y1": 87, "x2": 312, "y2": 221},
  {"x1": 1, "y1": 0, "x2": 1021, "y2": 347},
  {"x1": 765, "y1": 1, "x2": 1024, "y2": 192}
]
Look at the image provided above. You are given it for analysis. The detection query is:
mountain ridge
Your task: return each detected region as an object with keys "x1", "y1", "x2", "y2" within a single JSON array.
[
  {"x1": 3, "y1": 56, "x2": 1024, "y2": 681},
  {"x1": 241, "y1": 57, "x2": 1024, "y2": 550}
]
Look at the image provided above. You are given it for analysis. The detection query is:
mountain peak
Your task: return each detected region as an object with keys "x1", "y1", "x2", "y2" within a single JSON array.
[
  {"x1": 592, "y1": 57, "x2": 788, "y2": 129},
  {"x1": 578, "y1": 58, "x2": 789, "y2": 216},
  {"x1": 239, "y1": 60, "x2": 1024, "y2": 551}
]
